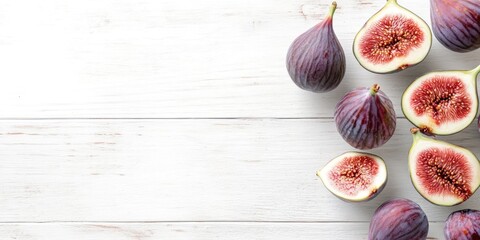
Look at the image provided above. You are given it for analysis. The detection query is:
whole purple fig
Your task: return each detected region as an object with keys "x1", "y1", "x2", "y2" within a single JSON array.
[
  {"x1": 369, "y1": 198, "x2": 429, "y2": 240},
  {"x1": 286, "y1": 1, "x2": 345, "y2": 92},
  {"x1": 334, "y1": 84, "x2": 396, "y2": 150},
  {"x1": 444, "y1": 209, "x2": 480, "y2": 240},
  {"x1": 430, "y1": 0, "x2": 480, "y2": 52}
]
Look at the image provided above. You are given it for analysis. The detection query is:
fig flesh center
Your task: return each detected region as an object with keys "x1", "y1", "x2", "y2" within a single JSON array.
[
  {"x1": 416, "y1": 147, "x2": 472, "y2": 200},
  {"x1": 329, "y1": 156, "x2": 379, "y2": 196},
  {"x1": 410, "y1": 76, "x2": 471, "y2": 126},
  {"x1": 360, "y1": 15, "x2": 424, "y2": 64}
]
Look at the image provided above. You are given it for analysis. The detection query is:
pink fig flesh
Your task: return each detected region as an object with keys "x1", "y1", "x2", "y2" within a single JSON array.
[
  {"x1": 359, "y1": 15, "x2": 425, "y2": 65},
  {"x1": 328, "y1": 155, "x2": 379, "y2": 196},
  {"x1": 415, "y1": 147, "x2": 473, "y2": 201},
  {"x1": 317, "y1": 152, "x2": 387, "y2": 202},
  {"x1": 409, "y1": 76, "x2": 473, "y2": 125}
]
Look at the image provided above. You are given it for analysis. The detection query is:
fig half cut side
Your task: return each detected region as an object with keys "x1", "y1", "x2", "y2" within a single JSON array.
[
  {"x1": 317, "y1": 152, "x2": 387, "y2": 202},
  {"x1": 353, "y1": 0, "x2": 432, "y2": 73},
  {"x1": 402, "y1": 65, "x2": 480, "y2": 135},
  {"x1": 408, "y1": 128, "x2": 480, "y2": 206}
]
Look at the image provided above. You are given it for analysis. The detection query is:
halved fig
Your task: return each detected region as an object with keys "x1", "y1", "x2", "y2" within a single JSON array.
[
  {"x1": 402, "y1": 65, "x2": 480, "y2": 135},
  {"x1": 408, "y1": 128, "x2": 480, "y2": 206},
  {"x1": 353, "y1": 0, "x2": 432, "y2": 73},
  {"x1": 317, "y1": 152, "x2": 387, "y2": 202}
]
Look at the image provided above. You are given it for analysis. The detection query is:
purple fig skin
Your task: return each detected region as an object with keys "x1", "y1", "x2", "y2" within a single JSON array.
[
  {"x1": 334, "y1": 84, "x2": 396, "y2": 150},
  {"x1": 430, "y1": 0, "x2": 480, "y2": 52},
  {"x1": 368, "y1": 198, "x2": 429, "y2": 240},
  {"x1": 444, "y1": 209, "x2": 480, "y2": 240},
  {"x1": 286, "y1": 2, "x2": 346, "y2": 92}
]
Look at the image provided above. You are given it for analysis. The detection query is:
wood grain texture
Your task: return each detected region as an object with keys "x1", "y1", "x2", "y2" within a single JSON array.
[
  {"x1": 0, "y1": 222, "x2": 446, "y2": 239},
  {"x1": 1, "y1": 0, "x2": 479, "y2": 239},
  {"x1": 0, "y1": 0, "x2": 477, "y2": 118},
  {"x1": 0, "y1": 119, "x2": 478, "y2": 223}
]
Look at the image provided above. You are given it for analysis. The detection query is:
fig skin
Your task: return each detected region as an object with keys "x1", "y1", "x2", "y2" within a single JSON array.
[
  {"x1": 334, "y1": 84, "x2": 396, "y2": 150},
  {"x1": 368, "y1": 198, "x2": 429, "y2": 240},
  {"x1": 444, "y1": 209, "x2": 480, "y2": 240},
  {"x1": 286, "y1": 2, "x2": 345, "y2": 93},
  {"x1": 430, "y1": 0, "x2": 480, "y2": 52}
]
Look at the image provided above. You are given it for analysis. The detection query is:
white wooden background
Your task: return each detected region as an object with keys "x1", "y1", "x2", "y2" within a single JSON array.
[{"x1": 0, "y1": 0, "x2": 479, "y2": 239}]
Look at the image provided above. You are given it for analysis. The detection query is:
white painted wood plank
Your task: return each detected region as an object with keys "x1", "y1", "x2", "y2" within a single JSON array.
[
  {"x1": 0, "y1": 0, "x2": 477, "y2": 118},
  {"x1": 0, "y1": 119, "x2": 478, "y2": 222},
  {"x1": 0, "y1": 222, "x2": 446, "y2": 239}
]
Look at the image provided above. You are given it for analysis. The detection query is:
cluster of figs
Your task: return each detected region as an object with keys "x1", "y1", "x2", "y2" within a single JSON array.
[{"x1": 286, "y1": 0, "x2": 480, "y2": 239}]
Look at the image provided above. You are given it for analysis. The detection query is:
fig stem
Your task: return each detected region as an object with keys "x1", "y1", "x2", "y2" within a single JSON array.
[
  {"x1": 470, "y1": 65, "x2": 480, "y2": 76},
  {"x1": 327, "y1": 1, "x2": 337, "y2": 18},
  {"x1": 410, "y1": 127, "x2": 423, "y2": 143},
  {"x1": 411, "y1": 127, "x2": 435, "y2": 138},
  {"x1": 410, "y1": 128, "x2": 420, "y2": 134},
  {"x1": 369, "y1": 84, "x2": 380, "y2": 95}
]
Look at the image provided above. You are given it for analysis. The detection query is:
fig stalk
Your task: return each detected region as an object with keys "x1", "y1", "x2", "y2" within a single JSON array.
[
  {"x1": 469, "y1": 64, "x2": 480, "y2": 76},
  {"x1": 327, "y1": 1, "x2": 337, "y2": 18},
  {"x1": 369, "y1": 84, "x2": 380, "y2": 95},
  {"x1": 410, "y1": 127, "x2": 419, "y2": 135}
]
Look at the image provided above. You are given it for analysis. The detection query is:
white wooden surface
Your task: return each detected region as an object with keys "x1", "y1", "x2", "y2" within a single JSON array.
[{"x1": 0, "y1": 0, "x2": 478, "y2": 239}]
